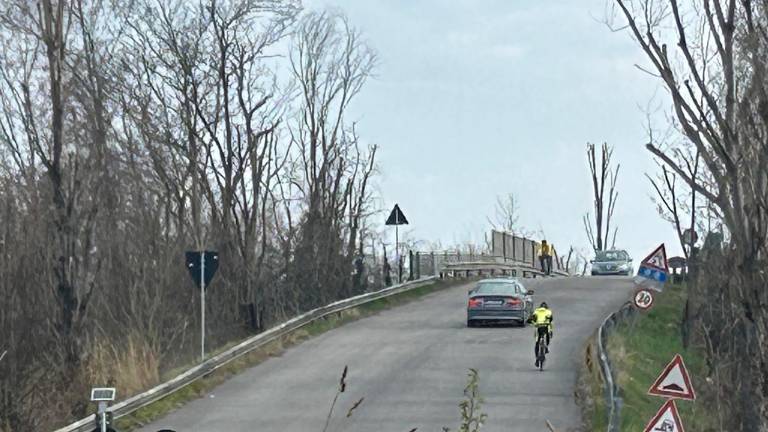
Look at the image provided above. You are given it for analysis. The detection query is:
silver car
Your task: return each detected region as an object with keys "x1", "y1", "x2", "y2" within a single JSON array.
[
  {"x1": 591, "y1": 249, "x2": 633, "y2": 276},
  {"x1": 467, "y1": 278, "x2": 534, "y2": 327}
]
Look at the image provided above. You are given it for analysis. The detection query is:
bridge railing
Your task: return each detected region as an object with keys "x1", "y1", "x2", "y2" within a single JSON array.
[{"x1": 411, "y1": 230, "x2": 569, "y2": 279}]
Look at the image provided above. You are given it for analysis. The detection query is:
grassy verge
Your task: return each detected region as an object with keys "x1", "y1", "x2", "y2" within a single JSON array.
[
  {"x1": 582, "y1": 283, "x2": 716, "y2": 431},
  {"x1": 116, "y1": 278, "x2": 471, "y2": 431}
]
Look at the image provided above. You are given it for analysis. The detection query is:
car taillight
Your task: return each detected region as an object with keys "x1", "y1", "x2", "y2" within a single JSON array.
[
  {"x1": 468, "y1": 298, "x2": 483, "y2": 308},
  {"x1": 506, "y1": 298, "x2": 522, "y2": 305}
]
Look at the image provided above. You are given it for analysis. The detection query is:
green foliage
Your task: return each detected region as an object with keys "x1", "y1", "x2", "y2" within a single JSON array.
[
  {"x1": 603, "y1": 284, "x2": 716, "y2": 431},
  {"x1": 458, "y1": 369, "x2": 487, "y2": 432},
  {"x1": 443, "y1": 368, "x2": 487, "y2": 432}
]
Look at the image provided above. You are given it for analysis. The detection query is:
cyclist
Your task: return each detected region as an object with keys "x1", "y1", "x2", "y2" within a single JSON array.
[
  {"x1": 528, "y1": 302, "x2": 553, "y2": 358},
  {"x1": 537, "y1": 240, "x2": 553, "y2": 275}
]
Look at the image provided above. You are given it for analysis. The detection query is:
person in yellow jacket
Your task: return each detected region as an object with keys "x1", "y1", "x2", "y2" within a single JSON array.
[
  {"x1": 537, "y1": 240, "x2": 553, "y2": 275},
  {"x1": 528, "y1": 302, "x2": 553, "y2": 357}
]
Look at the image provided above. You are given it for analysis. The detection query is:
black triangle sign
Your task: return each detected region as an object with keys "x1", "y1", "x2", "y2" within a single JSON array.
[{"x1": 386, "y1": 204, "x2": 409, "y2": 225}]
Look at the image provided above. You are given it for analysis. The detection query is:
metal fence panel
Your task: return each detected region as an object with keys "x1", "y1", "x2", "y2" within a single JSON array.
[
  {"x1": 513, "y1": 236, "x2": 525, "y2": 261},
  {"x1": 534, "y1": 241, "x2": 543, "y2": 271},
  {"x1": 491, "y1": 230, "x2": 505, "y2": 257},
  {"x1": 523, "y1": 239, "x2": 534, "y2": 264},
  {"x1": 503, "y1": 234, "x2": 513, "y2": 261},
  {"x1": 416, "y1": 252, "x2": 436, "y2": 277}
]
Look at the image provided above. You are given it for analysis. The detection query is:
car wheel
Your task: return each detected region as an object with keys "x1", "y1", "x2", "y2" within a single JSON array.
[{"x1": 467, "y1": 319, "x2": 475, "y2": 328}]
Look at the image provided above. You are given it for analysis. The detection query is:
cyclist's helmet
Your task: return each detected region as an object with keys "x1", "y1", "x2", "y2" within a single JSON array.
[{"x1": 540, "y1": 302, "x2": 548, "y2": 309}]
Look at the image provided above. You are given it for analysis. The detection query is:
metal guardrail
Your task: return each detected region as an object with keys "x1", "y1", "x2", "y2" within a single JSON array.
[
  {"x1": 596, "y1": 301, "x2": 635, "y2": 432},
  {"x1": 439, "y1": 260, "x2": 568, "y2": 279},
  {"x1": 54, "y1": 276, "x2": 439, "y2": 432}
]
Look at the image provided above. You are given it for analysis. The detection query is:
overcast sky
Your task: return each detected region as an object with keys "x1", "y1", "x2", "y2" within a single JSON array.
[{"x1": 305, "y1": 0, "x2": 683, "y2": 261}]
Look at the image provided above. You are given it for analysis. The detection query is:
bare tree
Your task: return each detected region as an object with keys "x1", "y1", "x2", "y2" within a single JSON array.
[
  {"x1": 583, "y1": 142, "x2": 620, "y2": 251},
  {"x1": 284, "y1": 10, "x2": 378, "y2": 307},
  {"x1": 613, "y1": 0, "x2": 768, "y2": 427},
  {"x1": 0, "y1": 0, "x2": 140, "y2": 425},
  {"x1": 487, "y1": 193, "x2": 525, "y2": 234},
  {"x1": 647, "y1": 150, "x2": 701, "y2": 260},
  {"x1": 561, "y1": 246, "x2": 575, "y2": 274},
  {"x1": 0, "y1": 2, "x2": 384, "y2": 429}
]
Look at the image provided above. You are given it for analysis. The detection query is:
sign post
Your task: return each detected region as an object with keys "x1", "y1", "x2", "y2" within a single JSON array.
[
  {"x1": 385, "y1": 204, "x2": 409, "y2": 283},
  {"x1": 186, "y1": 251, "x2": 219, "y2": 361},
  {"x1": 682, "y1": 228, "x2": 698, "y2": 247},
  {"x1": 90, "y1": 387, "x2": 116, "y2": 432},
  {"x1": 200, "y1": 253, "x2": 205, "y2": 362}
]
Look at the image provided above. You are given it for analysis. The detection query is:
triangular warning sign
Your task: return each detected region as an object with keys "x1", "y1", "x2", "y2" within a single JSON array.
[
  {"x1": 648, "y1": 354, "x2": 696, "y2": 400},
  {"x1": 643, "y1": 400, "x2": 685, "y2": 432},
  {"x1": 642, "y1": 243, "x2": 669, "y2": 272},
  {"x1": 385, "y1": 204, "x2": 409, "y2": 225}
]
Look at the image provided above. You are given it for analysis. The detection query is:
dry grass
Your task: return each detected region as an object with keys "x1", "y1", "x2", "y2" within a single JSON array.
[
  {"x1": 575, "y1": 333, "x2": 606, "y2": 431},
  {"x1": 84, "y1": 333, "x2": 161, "y2": 399}
]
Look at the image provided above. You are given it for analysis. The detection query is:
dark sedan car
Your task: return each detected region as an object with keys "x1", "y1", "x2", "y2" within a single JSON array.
[
  {"x1": 466, "y1": 278, "x2": 534, "y2": 327},
  {"x1": 591, "y1": 249, "x2": 633, "y2": 276}
]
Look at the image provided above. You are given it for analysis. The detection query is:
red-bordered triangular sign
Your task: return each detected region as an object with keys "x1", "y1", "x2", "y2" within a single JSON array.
[
  {"x1": 648, "y1": 354, "x2": 696, "y2": 400},
  {"x1": 643, "y1": 399, "x2": 685, "y2": 432},
  {"x1": 641, "y1": 243, "x2": 669, "y2": 272}
]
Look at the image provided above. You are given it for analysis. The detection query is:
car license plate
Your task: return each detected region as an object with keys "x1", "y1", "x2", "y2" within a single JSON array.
[{"x1": 484, "y1": 300, "x2": 503, "y2": 306}]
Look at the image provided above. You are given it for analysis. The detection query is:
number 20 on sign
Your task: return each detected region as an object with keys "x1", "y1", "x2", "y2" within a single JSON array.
[{"x1": 634, "y1": 289, "x2": 654, "y2": 310}]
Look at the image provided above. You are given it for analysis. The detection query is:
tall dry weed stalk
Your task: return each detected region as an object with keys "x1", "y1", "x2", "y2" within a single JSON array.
[{"x1": 322, "y1": 366, "x2": 364, "y2": 432}]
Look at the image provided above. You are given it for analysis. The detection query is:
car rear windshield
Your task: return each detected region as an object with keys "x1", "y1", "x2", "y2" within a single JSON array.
[
  {"x1": 474, "y1": 282, "x2": 516, "y2": 295},
  {"x1": 595, "y1": 251, "x2": 627, "y2": 261}
]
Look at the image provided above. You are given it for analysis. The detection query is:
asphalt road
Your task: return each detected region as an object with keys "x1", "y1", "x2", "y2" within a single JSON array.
[{"x1": 139, "y1": 276, "x2": 634, "y2": 432}]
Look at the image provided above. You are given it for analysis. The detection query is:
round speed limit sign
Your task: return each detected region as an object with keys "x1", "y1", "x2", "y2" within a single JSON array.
[{"x1": 634, "y1": 289, "x2": 654, "y2": 310}]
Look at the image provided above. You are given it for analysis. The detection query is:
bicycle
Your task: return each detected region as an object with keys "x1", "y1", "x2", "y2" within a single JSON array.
[{"x1": 534, "y1": 325, "x2": 550, "y2": 371}]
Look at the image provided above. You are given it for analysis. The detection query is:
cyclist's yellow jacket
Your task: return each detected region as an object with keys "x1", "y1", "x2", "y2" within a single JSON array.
[
  {"x1": 538, "y1": 243, "x2": 553, "y2": 257},
  {"x1": 531, "y1": 307, "x2": 553, "y2": 329}
]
